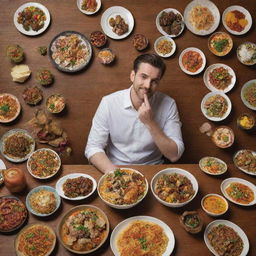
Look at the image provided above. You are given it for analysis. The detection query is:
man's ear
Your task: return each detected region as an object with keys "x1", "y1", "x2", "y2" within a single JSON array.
[{"x1": 130, "y1": 70, "x2": 135, "y2": 82}]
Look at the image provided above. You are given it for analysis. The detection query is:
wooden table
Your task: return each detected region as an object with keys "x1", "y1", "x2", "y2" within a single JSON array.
[
  {"x1": 0, "y1": 164, "x2": 255, "y2": 255},
  {"x1": 0, "y1": 0, "x2": 256, "y2": 165}
]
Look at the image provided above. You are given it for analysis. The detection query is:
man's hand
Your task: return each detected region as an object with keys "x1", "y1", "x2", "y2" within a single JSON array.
[{"x1": 138, "y1": 94, "x2": 154, "y2": 125}]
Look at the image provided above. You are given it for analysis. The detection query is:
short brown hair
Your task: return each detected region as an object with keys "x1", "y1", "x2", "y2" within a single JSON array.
[{"x1": 133, "y1": 53, "x2": 166, "y2": 78}]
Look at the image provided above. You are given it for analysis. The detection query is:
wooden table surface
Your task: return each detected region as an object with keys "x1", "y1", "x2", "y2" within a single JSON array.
[
  {"x1": 0, "y1": 0, "x2": 256, "y2": 165},
  {"x1": 0, "y1": 164, "x2": 255, "y2": 255}
]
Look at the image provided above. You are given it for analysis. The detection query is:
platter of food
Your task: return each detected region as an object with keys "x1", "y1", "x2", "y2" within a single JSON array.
[
  {"x1": 211, "y1": 126, "x2": 234, "y2": 148},
  {"x1": 0, "y1": 129, "x2": 35, "y2": 163},
  {"x1": 237, "y1": 42, "x2": 256, "y2": 66},
  {"x1": 13, "y1": 2, "x2": 51, "y2": 36},
  {"x1": 222, "y1": 5, "x2": 252, "y2": 35},
  {"x1": 154, "y1": 36, "x2": 176, "y2": 58},
  {"x1": 77, "y1": 0, "x2": 101, "y2": 15},
  {"x1": 15, "y1": 223, "x2": 56, "y2": 256},
  {"x1": 151, "y1": 168, "x2": 198, "y2": 207},
  {"x1": 179, "y1": 47, "x2": 206, "y2": 75},
  {"x1": 26, "y1": 185, "x2": 61, "y2": 217},
  {"x1": 201, "y1": 92, "x2": 232, "y2": 121},
  {"x1": 58, "y1": 205, "x2": 109, "y2": 254},
  {"x1": 100, "y1": 6, "x2": 134, "y2": 40},
  {"x1": 27, "y1": 148, "x2": 61, "y2": 179},
  {"x1": 49, "y1": 31, "x2": 92, "y2": 72},
  {"x1": 0, "y1": 93, "x2": 21, "y2": 123},
  {"x1": 56, "y1": 173, "x2": 97, "y2": 200},
  {"x1": 203, "y1": 63, "x2": 236, "y2": 93},
  {"x1": 241, "y1": 79, "x2": 256, "y2": 110},
  {"x1": 204, "y1": 220, "x2": 249, "y2": 256},
  {"x1": 98, "y1": 168, "x2": 148, "y2": 209},
  {"x1": 199, "y1": 156, "x2": 227, "y2": 175},
  {"x1": 0, "y1": 195, "x2": 27, "y2": 233},
  {"x1": 184, "y1": 0, "x2": 220, "y2": 36},
  {"x1": 233, "y1": 149, "x2": 256, "y2": 176},
  {"x1": 221, "y1": 177, "x2": 256, "y2": 206},
  {"x1": 110, "y1": 216, "x2": 175, "y2": 256},
  {"x1": 156, "y1": 8, "x2": 185, "y2": 37}
]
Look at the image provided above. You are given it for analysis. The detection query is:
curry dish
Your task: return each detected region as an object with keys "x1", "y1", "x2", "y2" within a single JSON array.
[{"x1": 0, "y1": 94, "x2": 20, "y2": 122}]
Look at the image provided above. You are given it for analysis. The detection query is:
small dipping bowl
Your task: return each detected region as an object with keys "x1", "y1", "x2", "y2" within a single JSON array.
[{"x1": 237, "y1": 113, "x2": 255, "y2": 131}]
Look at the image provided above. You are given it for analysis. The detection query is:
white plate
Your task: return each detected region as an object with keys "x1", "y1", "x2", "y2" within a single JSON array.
[
  {"x1": 13, "y1": 2, "x2": 51, "y2": 36},
  {"x1": 110, "y1": 216, "x2": 175, "y2": 256},
  {"x1": 179, "y1": 47, "x2": 206, "y2": 75},
  {"x1": 203, "y1": 63, "x2": 236, "y2": 93},
  {"x1": 0, "y1": 159, "x2": 6, "y2": 169},
  {"x1": 154, "y1": 36, "x2": 176, "y2": 58},
  {"x1": 76, "y1": 0, "x2": 101, "y2": 15},
  {"x1": 56, "y1": 173, "x2": 97, "y2": 200},
  {"x1": 201, "y1": 91, "x2": 232, "y2": 121},
  {"x1": 100, "y1": 6, "x2": 134, "y2": 40},
  {"x1": 241, "y1": 79, "x2": 256, "y2": 110},
  {"x1": 221, "y1": 177, "x2": 256, "y2": 206},
  {"x1": 222, "y1": 5, "x2": 252, "y2": 35},
  {"x1": 199, "y1": 156, "x2": 227, "y2": 175},
  {"x1": 233, "y1": 150, "x2": 256, "y2": 176},
  {"x1": 237, "y1": 42, "x2": 256, "y2": 66},
  {"x1": 184, "y1": 0, "x2": 220, "y2": 36},
  {"x1": 204, "y1": 219, "x2": 249, "y2": 256},
  {"x1": 156, "y1": 8, "x2": 185, "y2": 37}
]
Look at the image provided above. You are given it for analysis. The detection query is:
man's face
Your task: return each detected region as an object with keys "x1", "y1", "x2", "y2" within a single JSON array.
[{"x1": 130, "y1": 63, "x2": 162, "y2": 101}]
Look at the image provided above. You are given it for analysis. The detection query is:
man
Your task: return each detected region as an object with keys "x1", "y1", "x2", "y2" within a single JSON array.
[{"x1": 85, "y1": 53, "x2": 184, "y2": 173}]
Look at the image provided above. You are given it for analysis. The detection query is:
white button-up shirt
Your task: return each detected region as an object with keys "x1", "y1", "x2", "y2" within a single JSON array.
[{"x1": 85, "y1": 87, "x2": 184, "y2": 165}]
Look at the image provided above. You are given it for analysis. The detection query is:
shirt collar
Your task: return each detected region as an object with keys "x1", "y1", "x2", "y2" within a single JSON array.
[{"x1": 123, "y1": 86, "x2": 134, "y2": 109}]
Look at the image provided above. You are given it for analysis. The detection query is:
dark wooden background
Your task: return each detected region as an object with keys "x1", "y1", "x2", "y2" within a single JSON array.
[{"x1": 0, "y1": 0, "x2": 255, "y2": 165}]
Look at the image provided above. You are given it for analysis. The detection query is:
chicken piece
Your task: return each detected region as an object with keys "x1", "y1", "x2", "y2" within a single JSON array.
[
  {"x1": 35, "y1": 109, "x2": 48, "y2": 125},
  {"x1": 48, "y1": 137, "x2": 66, "y2": 147},
  {"x1": 48, "y1": 120, "x2": 63, "y2": 136}
]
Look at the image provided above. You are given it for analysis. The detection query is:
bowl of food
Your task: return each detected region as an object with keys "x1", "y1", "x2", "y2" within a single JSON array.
[
  {"x1": 199, "y1": 156, "x2": 227, "y2": 175},
  {"x1": 90, "y1": 31, "x2": 107, "y2": 48},
  {"x1": 179, "y1": 47, "x2": 206, "y2": 75},
  {"x1": 179, "y1": 211, "x2": 203, "y2": 234},
  {"x1": 97, "y1": 48, "x2": 115, "y2": 64},
  {"x1": 27, "y1": 148, "x2": 61, "y2": 179},
  {"x1": 58, "y1": 205, "x2": 109, "y2": 254},
  {"x1": 151, "y1": 168, "x2": 198, "y2": 208},
  {"x1": 132, "y1": 33, "x2": 149, "y2": 51},
  {"x1": 22, "y1": 86, "x2": 43, "y2": 105},
  {"x1": 0, "y1": 93, "x2": 21, "y2": 123},
  {"x1": 211, "y1": 126, "x2": 234, "y2": 148},
  {"x1": 201, "y1": 194, "x2": 228, "y2": 217},
  {"x1": 98, "y1": 168, "x2": 148, "y2": 209},
  {"x1": 237, "y1": 113, "x2": 255, "y2": 130},
  {"x1": 46, "y1": 94, "x2": 65, "y2": 114},
  {"x1": 15, "y1": 223, "x2": 56, "y2": 256},
  {"x1": 154, "y1": 36, "x2": 176, "y2": 58},
  {"x1": 241, "y1": 79, "x2": 256, "y2": 110},
  {"x1": 36, "y1": 68, "x2": 54, "y2": 86},
  {"x1": 77, "y1": 0, "x2": 101, "y2": 15},
  {"x1": 237, "y1": 42, "x2": 256, "y2": 66},
  {"x1": 208, "y1": 31, "x2": 233, "y2": 56},
  {"x1": 26, "y1": 185, "x2": 61, "y2": 217},
  {"x1": 6, "y1": 44, "x2": 24, "y2": 63}
]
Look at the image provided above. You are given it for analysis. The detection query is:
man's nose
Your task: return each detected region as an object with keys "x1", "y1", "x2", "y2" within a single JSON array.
[{"x1": 144, "y1": 79, "x2": 151, "y2": 89}]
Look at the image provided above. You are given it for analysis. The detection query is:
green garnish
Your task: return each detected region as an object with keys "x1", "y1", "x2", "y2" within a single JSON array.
[
  {"x1": 26, "y1": 232, "x2": 35, "y2": 238},
  {"x1": 138, "y1": 237, "x2": 147, "y2": 250},
  {"x1": 75, "y1": 225, "x2": 89, "y2": 232},
  {"x1": 114, "y1": 169, "x2": 124, "y2": 177},
  {"x1": 213, "y1": 39, "x2": 229, "y2": 52},
  {"x1": 0, "y1": 104, "x2": 10, "y2": 113}
]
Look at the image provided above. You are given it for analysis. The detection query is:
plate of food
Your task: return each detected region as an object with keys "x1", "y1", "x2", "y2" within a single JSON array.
[
  {"x1": 241, "y1": 79, "x2": 256, "y2": 110},
  {"x1": 27, "y1": 148, "x2": 61, "y2": 179},
  {"x1": 56, "y1": 173, "x2": 97, "y2": 200},
  {"x1": 154, "y1": 36, "x2": 176, "y2": 58},
  {"x1": 90, "y1": 31, "x2": 107, "y2": 48},
  {"x1": 204, "y1": 219, "x2": 249, "y2": 256},
  {"x1": 201, "y1": 92, "x2": 232, "y2": 121},
  {"x1": 184, "y1": 0, "x2": 220, "y2": 36},
  {"x1": 233, "y1": 149, "x2": 256, "y2": 176},
  {"x1": 0, "y1": 129, "x2": 35, "y2": 163},
  {"x1": 237, "y1": 113, "x2": 255, "y2": 130},
  {"x1": 222, "y1": 5, "x2": 252, "y2": 35},
  {"x1": 98, "y1": 168, "x2": 148, "y2": 209},
  {"x1": 26, "y1": 185, "x2": 61, "y2": 217},
  {"x1": 132, "y1": 33, "x2": 149, "y2": 51},
  {"x1": 77, "y1": 0, "x2": 101, "y2": 15},
  {"x1": 203, "y1": 63, "x2": 236, "y2": 93},
  {"x1": 237, "y1": 42, "x2": 256, "y2": 66},
  {"x1": 0, "y1": 93, "x2": 21, "y2": 123},
  {"x1": 208, "y1": 31, "x2": 233, "y2": 57},
  {"x1": 151, "y1": 168, "x2": 198, "y2": 207},
  {"x1": 13, "y1": 2, "x2": 51, "y2": 36},
  {"x1": 97, "y1": 48, "x2": 116, "y2": 64},
  {"x1": 0, "y1": 195, "x2": 27, "y2": 233},
  {"x1": 199, "y1": 156, "x2": 227, "y2": 175},
  {"x1": 100, "y1": 6, "x2": 134, "y2": 40},
  {"x1": 22, "y1": 86, "x2": 43, "y2": 105},
  {"x1": 179, "y1": 47, "x2": 206, "y2": 75},
  {"x1": 46, "y1": 94, "x2": 65, "y2": 114},
  {"x1": 110, "y1": 216, "x2": 175, "y2": 256},
  {"x1": 179, "y1": 211, "x2": 203, "y2": 234},
  {"x1": 156, "y1": 8, "x2": 185, "y2": 37},
  {"x1": 221, "y1": 177, "x2": 256, "y2": 206},
  {"x1": 58, "y1": 205, "x2": 109, "y2": 254},
  {"x1": 49, "y1": 31, "x2": 92, "y2": 72},
  {"x1": 15, "y1": 223, "x2": 56, "y2": 256},
  {"x1": 211, "y1": 126, "x2": 234, "y2": 148}
]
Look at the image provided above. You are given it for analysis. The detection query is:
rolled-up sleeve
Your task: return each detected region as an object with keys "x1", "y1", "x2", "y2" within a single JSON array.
[{"x1": 85, "y1": 97, "x2": 110, "y2": 160}]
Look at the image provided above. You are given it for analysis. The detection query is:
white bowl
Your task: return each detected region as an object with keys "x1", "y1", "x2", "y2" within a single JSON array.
[
  {"x1": 201, "y1": 193, "x2": 228, "y2": 217},
  {"x1": 154, "y1": 35, "x2": 176, "y2": 58},
  {"x1": 179, "y1": 47, "x2": 206, "y2": 75},
  {"x1": 199, "y1": 156, "x2": 227, "y2": 175},
  {"x1": 97, "y1": 168, "x2": 148, "y2": 209},
  {"x1": 240, "y1": 79, "x2": 256, "y2": 110},
  {"x1": 76, "y1": 0, "x2": 101, "y2": 15},
  {"x1": 151, "y1": 168, "x2": 198, "y2": 208}
]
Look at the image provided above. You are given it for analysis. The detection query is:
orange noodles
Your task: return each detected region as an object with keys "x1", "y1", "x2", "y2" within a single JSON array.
[
  {"x1": 203, "y1": 195, "x2": 227, "y2": 214},
  {"x1": 117, "y1": 220, "x2": 168, "y2": 256}
]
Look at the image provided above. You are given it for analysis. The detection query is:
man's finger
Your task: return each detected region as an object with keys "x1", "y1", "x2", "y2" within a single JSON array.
[{"x1": 144, "y1": 93, "x2": 150, "y2": 106}]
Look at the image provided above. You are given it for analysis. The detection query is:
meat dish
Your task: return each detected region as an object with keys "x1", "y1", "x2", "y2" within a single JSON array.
[
  {"x1": 182, "y1": 50, "x2": 203, "y2": 73},
  {"x1": 209, "y1": 67, "x2": 232, "y2": 91},
  {"x1": 234, "y1": 150, "x2": 256, "y2": 174},
  {"x1": 22, "y1": 86, "x2": 43, "y2": 105},
  {"x1": 109, "y1": 15, "x2": 128, "y2": 36},
  {"x1": 204, "y1": 94, "x2": 228, "y2": 118},
  {"x1": 225, "y1": 10, "x2": 248, "y2": 32}
]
